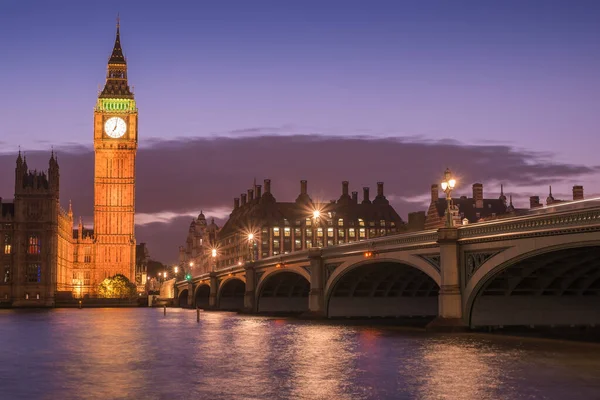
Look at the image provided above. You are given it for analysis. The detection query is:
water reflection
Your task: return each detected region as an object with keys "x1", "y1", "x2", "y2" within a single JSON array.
[{"x1": 1, "y1": 309, "x2": 599, "y2": 400}]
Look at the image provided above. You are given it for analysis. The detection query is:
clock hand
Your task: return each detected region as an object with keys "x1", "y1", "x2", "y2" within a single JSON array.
[{"x1": 113, "y1": 119, "x2": 118, "y2": 132}]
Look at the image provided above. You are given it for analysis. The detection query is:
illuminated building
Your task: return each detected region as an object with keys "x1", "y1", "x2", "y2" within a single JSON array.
[
  {"x1": 179, "y1": 179, "x2": 405, "y2": 271},
  {"x1": 424, "y1": 182, "x2": 586, "y2": 229},
  {"x1": 0, "y1": 21, "x2": 138, "y2": 306}
]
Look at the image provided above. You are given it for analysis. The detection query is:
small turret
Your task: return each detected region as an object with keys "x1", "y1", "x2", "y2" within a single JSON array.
[
  {"x1": 499, "y1": 184, "x2": 507, "y2": 206},
  {"x1": 48, "y1": 151, "x2": 59, "y2": 196},
  {"x1": 546, "y1": 186, "x2": 554, "y2": 205}
]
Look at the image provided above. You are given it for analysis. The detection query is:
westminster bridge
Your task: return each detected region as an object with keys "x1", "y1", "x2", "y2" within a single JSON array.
[{"x1": 174, "y1": 199, "x2": 600, "y2": 328}]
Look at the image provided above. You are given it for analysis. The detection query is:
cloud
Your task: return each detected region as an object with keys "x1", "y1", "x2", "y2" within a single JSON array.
[{"x1": 1, "y1": 134, "x2": 598, "y2": 264}]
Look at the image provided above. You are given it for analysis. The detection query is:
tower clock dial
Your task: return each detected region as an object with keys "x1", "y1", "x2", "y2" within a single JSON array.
[{"x1": 104, "y1": 116, "x2": 127, "y2": 138}]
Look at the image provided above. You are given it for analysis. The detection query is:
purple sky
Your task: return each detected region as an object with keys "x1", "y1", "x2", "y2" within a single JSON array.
[{"x1": 1, "y1": 1, "x2": 599, "y2": 263}]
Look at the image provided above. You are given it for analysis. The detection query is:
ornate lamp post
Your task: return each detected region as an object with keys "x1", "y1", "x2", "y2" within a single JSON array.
[
  {"x1": 440, "y1": 168, "x2": 457, "y2": 227},
  {"x1": 211, "y1": 248, "x2": 217, "y2": 271},
  {"x1": 247, "y1": 233, "x2": 255, "y2": 262},
  {"x1": 312, "y1": 209, "x2": 320, "y2": 248}
]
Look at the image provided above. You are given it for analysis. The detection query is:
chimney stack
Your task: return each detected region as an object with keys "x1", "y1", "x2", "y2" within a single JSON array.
[
  {"x1": 362, "y1": 187, "x2": 371, "y2": 204},
  {"x1": 342, "y1": 181, "x2": 349, "y2": 196},
  {"x1": 573, "y1": 185, "x2": 584, "y2": 201},
  {"x1": 256, "y1": 185, "x2": 262, "y2": 199},
  {"x1": 300, "y1": 180, "x2": 307, "y2": 195},
  {"x1": 377, "y1": 182, "x2": 384, "y2": 197},
  {"x1": 473, "y1": 183, "x2": 483, "y2": 208},
  {"x1": 241, "y1": 193, "x2": 247, "y2": 205},
  {"x1": 431, "y1": 184, "x2": 439, "y2": 202},
  {"x1": 248, "y1": 189, "x2": 254, "y2": 202},
  {"x1": 352, "y1": 191, "x2": 358, "y2": 203},
  {"x1": 234, "y1": 198, "x2": 240, "y2": 209},
  {"x1": 264, "y1": 179, "x2": 271, "y2": 194},
  {"x1": 530, "y1": 196, "x2": 541, "y2": 208}
]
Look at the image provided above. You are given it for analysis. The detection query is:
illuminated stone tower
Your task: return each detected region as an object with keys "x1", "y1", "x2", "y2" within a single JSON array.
[{"x1": 93, "y1": 20, "x2": 137, "y2": 282}]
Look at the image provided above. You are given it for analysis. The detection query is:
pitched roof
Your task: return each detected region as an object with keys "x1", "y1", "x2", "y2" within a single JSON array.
[
  {"x1": 434, "y1": 197, "x2": 507, "y2": 223},
  {"x1": 218, "y1": 197, "x2": 404, "y2": 238}
]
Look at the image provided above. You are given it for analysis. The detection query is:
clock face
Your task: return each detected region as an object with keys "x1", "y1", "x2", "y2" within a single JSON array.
[{"x1": 104, "y1": 117, "x2": 127, "y2": 138}]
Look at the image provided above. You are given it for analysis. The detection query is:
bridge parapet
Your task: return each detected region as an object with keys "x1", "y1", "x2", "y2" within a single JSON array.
[{"x1": 457, "y1": 203, "x2": 600, "y2": 241}]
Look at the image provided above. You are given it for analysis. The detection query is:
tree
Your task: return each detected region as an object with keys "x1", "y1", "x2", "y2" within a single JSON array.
[{"x1": 98, "y1": 274, "x2": 137, "y2": 298}]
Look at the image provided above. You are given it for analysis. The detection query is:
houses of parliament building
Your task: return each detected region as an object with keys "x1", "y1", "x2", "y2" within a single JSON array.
[{"x1": 0, "y1": 23, "x2": 138, "y2": 306}]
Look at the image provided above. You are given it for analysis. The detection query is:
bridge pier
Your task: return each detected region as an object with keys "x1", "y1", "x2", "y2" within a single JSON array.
[
  {"x1": 208, "y1": 272, "x2": 218, "y2": 309},
  {"x1": 306, "y1": 248, "x2": 326, "y2": 318},
  {"x1": 243, "y1": 263, "x2": 256, "y2": 313},
  {"x1": 428, "y1": 227, "x2": 467, "y2": 331},
  {"x1": 186, "y1": 282, "x2": 194, "y2": 307}
]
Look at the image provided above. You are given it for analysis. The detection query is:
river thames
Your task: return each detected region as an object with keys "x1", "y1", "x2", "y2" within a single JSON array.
[{"x1": 1, "y1": 308, "x2": 599, "y2": 400}]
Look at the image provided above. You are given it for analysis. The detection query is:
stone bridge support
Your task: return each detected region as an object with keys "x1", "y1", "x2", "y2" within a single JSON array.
[
  {"x1": 186, "y1": 282, "x2": 194, "y2": 307},
  {"x1": 428, "y1": 227, "x2": 466, "y2": 330},
  {"x1": 244, "y1": 263, "x2": 256, "y2": 313},
  {"x1": 209, "y1": 272, "x2": 218, "y2": 308},
  {"x1": 307, "y1": 248, "x2": 326, "y2": 317}
]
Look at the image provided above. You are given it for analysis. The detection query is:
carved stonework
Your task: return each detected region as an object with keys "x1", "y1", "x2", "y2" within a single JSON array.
[
  {"x1": 465, "y1": 251, "x2": 502, "y2": 281},
  {"x1": 325, "y1": 263, "x2": 343, "y2": 280},
  {"x1": 418, "y1": 254, "x2": 441, "y2": 271}
]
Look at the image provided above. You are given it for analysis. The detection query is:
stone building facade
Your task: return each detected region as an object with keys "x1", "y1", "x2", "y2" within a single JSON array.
[
  {"x1": 179, "y1": 179, "x2": 405, "y2": 274},
  {"x1": 0, "y1": 23, "x2": 138, "y2": 306},
  {"x1": 424, "y1": 182, "x2": 587, "y2": 230}
]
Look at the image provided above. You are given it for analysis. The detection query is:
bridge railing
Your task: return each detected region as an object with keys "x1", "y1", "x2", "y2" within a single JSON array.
[{"x1": 457, "y1": 201, "x2": 600, "y2": 240}]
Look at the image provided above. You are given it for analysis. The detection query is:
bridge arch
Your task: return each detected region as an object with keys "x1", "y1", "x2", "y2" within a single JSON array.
[
  {"x1": 256, "y1": 268, "x2": 310, "y2": 314},
  {"x1": 217, "y1": 276, "x2": 246, "y2": 311},
  {"x1": 177, "y1": 289, "x2": 189, "y2": 308},
  {"x1": 466, "y1": 241, "x2": 600, "y2": 328},
  {"x1": 194, "y1": 283, "x2": 210, "y2": 309},
  {"x1": 326, "y1": 257, "x2": 440, "y2": 318}
]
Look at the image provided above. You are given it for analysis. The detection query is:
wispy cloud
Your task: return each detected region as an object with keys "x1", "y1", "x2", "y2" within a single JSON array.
[{"x1": 1, "y1": 133, "x2": 598, "y2": 263}]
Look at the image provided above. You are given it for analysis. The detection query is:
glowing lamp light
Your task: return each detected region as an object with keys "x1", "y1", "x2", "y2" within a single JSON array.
[
  {"x1": 174, "y1": 266, "x2": 179, "y2": 274},
  {"x1": 248, "y1": 233, "x2": 254, "y2": 241},
  {"x1": 189, "y1": 261, "x2": 194, "y2": 267},
  {"x1": 312, "y1": 210, "x2": 320, "y2": 219},
  {"x1": 211, "y1": 248, "x2": 217, "y2": 258},
  {"x1": 238, "y1": 261, "x2": 242, "y2": 266},
  {"x1": 364, "y1": 251, "x2": 374, "y2": 258},
  {"x1": 276, "y1": 263, "x2": 282, "y2": 268},
  {"x1": 186, "y1": 274, "x2": 192, "y2": 281},
  {"x1": 228, "y1": 273, "x2": 232, "y2": 277},
  {"x1": 441, "y1": 168, "x2": 456, "y2": 192}
]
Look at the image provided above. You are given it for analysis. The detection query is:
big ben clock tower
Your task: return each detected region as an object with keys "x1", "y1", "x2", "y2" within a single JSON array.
[{"x1": 93, "y1": 21, "x2": 137, "y2": 282}]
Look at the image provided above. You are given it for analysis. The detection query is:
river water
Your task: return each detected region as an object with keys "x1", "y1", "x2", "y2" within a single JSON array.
[{"x1": 1, "y1": 308, "x2": 600, "y2": 400}]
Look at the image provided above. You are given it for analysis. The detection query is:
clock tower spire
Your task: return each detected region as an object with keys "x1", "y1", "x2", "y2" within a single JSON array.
[
  {"x1": 92, "y1": 19, "x2": 138, "y2": 284},
  {"x1": 100, "y1": 18, "x2": 133, "y2": 99}
]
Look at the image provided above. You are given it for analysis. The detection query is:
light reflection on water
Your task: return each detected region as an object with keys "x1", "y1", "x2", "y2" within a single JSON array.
[{"x1": 1, "y1": 309, "x2": 600, "y2": 400}]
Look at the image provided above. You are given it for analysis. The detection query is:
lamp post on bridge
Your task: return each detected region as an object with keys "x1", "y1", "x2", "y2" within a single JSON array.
[
  {"x1": 211, "y1": 248, "x2": 217, "y2": 271},
  {"x1": 312, "y1": 209, "x2": 321, "y2": 248},
  {"x1": 440, "y1": 168, "x2": 457, "y2": 228},
  {"x1": 247, "y1": 233, "x2": 255, "y2": 262}
]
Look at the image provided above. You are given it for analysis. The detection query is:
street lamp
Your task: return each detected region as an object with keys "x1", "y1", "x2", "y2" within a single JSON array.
[
  {"x1": 174, "y1": 266, "x2": 179, "y2": 275},
  {"x1": 440, "y1": 167, "x2": 457, "y2": 227},
  {"x1": 211, "y1": 248, "x2": 217, "y2": 271},
  {"x1": 247, "y1": 233, "x2": 255, "y2": 262},
  {"x1": 312, "y1": 208, "x2": 321, "y2": 248}
]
